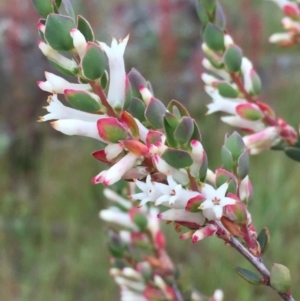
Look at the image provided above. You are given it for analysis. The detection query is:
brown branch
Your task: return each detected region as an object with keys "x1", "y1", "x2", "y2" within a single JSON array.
[{"x1": 215, "y1": 221, "x2": 295, "y2": 301}]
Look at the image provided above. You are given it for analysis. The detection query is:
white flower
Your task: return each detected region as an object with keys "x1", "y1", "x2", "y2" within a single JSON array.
[
  {"x1": 202, "y1": 58, "x2": 231, "y2": 81},
  {"x1": 158, "y1": 208, "x2": 205, "y2": 226},
  {"x1": 243, "y1": 126, "x2": 281, "y2": 154},
  {"x1": 269, "y1": 32, "x2": 294, "y2": 44},
  {"x1": 241, "y1": 57, "x2": 253, "y2": 93},
  {"x1": 221, "y1": 116, "x2": 265, "y2": 132},
  {"x1": 39, "y1": 94, "x2": 105, "y2": 122},
  {"x1": 100, "y1": 207, "x2": 138, "y2": 230},
  {"x1": 131, "y1": 174, "x2": 199, "y2": 208},
  {"x1": 99, "y1": 36, "x2": 129, "y2": 109},
  {"x1": 70, "y1": 28, "x2": 87, "y2": 58},
  {"x1": 204, "y1": 86, "x2": 245, "y2": 115},
  {"x1": 92, "y1": 152, "x2": 139, "y2": 185},
  {"x1": 51, "y1": 119, "x2": 105, "y2": 142},
  {"x1": 189, "y1": 140, "x2": 205, "y2": 178},
  {"x1": 199, "y1": 182, "x2": 236, "y2": 220},
  {"x1": 38, "y1": 41, "x2": 78, "y2": 73},
  {"x1": 38, "y1": 72, "x2": 91, "y2": 94}
]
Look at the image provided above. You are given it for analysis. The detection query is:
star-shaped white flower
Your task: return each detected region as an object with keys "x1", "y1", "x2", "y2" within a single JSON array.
[{"x1": 199, "y1": 182, "x2": 236, "y2": 220}]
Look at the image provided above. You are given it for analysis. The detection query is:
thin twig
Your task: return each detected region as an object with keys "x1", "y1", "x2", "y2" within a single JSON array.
[{"x1": 215, "y1": 221, "x2": 296, "y2": 301}]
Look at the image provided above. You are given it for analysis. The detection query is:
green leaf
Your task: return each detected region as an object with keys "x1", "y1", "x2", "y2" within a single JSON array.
[
  {"x1": 284, "y1": 146, "x2": 300, "y2": 162},
  {"x1": 77, "y1": 15, "x2": 95, "y2": 42},
  {"x1": 215, "y1": 3, "x2": 226, "y2": 30},
  {"x1": 257, "y1": 228, "x2": 270, "y2": 254},
  {"x1": 203, "y1": 23, "x2": 224, "y2": 52},
  {"x1": 199, "y1": 152, "x2": 208, "y2": 182},
  {"x1": 217, "y1": 82, "x2": 238, "y2": 98},
  {"x1": 195, "y1": 1, "x2": 209, "y2": 30},
  {"x1": 128, "y1": 68, "x2": 147, "y2": 99},
  {"x1": 81, "y1": 42, "x2": 106, "y2": 80},
  {"x1": 167, "y1": 99, "x2": 190, "y2": 118},
  {"x1": 164, "y1": 111, "x2": 179, "y2": 128},
  {"x1": 237, "y1": 150, "x2": 249, "y2": 179},
  {"x1": 200, "y1": 0, "x2": 217, "y2": 14},
  {"x1": 224, "y1": 45, "x2": 243, "y2": 73},
  {"x1": 100, "y1": 71, "x2": 109, "y2": 90},
  {"x1": 133, "y1": 213, "x2": 148, "y2": 231},
  {"x1": 174, "y1": 117, "x2": 194, "y2": 145},
  {"x1": 221, "y1": 145, "x2": 233, "y2": 172},
  {"x1": 54, "y1": 0, "x2": 62, "y2": 9},
  {"x1": 145, "y1": 98, "x2": 166, "y2": 129},
  {"x1": 45, "y1": 14, "x2": 76, "y2": 51},
  {"x1": 162, "y1": 148, "x2": 193, "y2": 169},
  {"x1": 270, "y1": 264, "x2": 291, "y2": 294},
  {"x1": 250, "y1": 71, "x2": 262, "y2": 96},
  {"x1": 163, "y1": 117, "x2": 178, "y2": 148},
  {"x1": 32, "y1": 0, "x2": 54, "y2": 18},
  {"x1": 215, "y1": 169, "x2": 237, "y2": 194},
  {"x1": 224, "y1": 132, "x2": 245, "y2": 163},
  {"x1": 127, "y1": 97, "x2": 146, "y2": 122},
  {"x1": 64, "y1": 89, "x2": 101, "y2": 112},
  {"x1": 235, "y1": 267, "x2": 262, "y2": 285},
  {"x1": 190, "y1": 120, "x2": 202, "y2": 142},
  {"x1": 61, "y1": 0, "x2": 75, "y2": 20}
]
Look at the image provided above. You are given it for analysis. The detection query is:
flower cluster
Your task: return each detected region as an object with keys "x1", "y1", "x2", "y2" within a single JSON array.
[
  {"x1": 101, "y1": 187, "x2": 224, "y2": 301},
  {"x1": 32, "y1": 0, "x2": 297, "y2": 299},
  {"x1": 268, "y1": 0, "x2": 300, "y2": 46},
  {"x1": 201, "y1": 27, "x2": 298, "y2": 154}
]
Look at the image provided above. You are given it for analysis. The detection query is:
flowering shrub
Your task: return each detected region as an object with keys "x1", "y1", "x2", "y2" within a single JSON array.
[{"x1": 32, "y1": 0, "x2": 300, "y2": 300}]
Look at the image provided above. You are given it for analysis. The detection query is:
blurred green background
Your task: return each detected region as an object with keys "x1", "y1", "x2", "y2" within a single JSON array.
[{"x1": 1, "y1": 0, "x2": 300, "y2": 300}]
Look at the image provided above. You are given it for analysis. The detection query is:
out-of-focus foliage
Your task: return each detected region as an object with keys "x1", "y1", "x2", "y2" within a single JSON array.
[{"x1": 1, "y1": 0, "x2": 300, "y2": 300}]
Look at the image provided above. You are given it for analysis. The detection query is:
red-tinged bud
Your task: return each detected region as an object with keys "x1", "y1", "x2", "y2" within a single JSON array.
[
  {"x1": 185, "y1": 194, "x2": 206, "y2": 212},
  {"x1": 92, "y1": 149, "x2": 113, "y2": 163},
  {"x1": 37, "y1": 22, "x2": 46, "y2": 34},
  {"x1": 239, "y1": 176, "x2": 253, "y2": 204},
  {"x1": 139, "y1": 85, "x2": 153, "y2": 105},
  {"x1": 256, "y1": 101, "x2": 276, "y2": 119},
  {"x1": 278, "y1": 118, "x2": 298, "y2": 145},
  {"x1": 120, "y1": 111, "x2": 139, "y2": 138},
  {"x1": 236, "y1": 103, "x2": 264, "y2": 121},
  {"x1": 154, "y1": 230, "x2": 166, "y2": 250},
  {"x1": 97, "y1": 117, "x2": 128, "y2": 143},
  {"x1": 179, "y1": 230, "x2": 194, "y2": 240},
  {"x1": 121, "y1": 140, "x2": 149, "y2": 156},
  {"x1": 191, "y1": 224, "x2": 217, "y2": 243},
  {"x1": 283, "y1": 4, "x2": 300, "y2": 18},
  {"x1": 221, "y1": 216, "x2": 244, "y2": 237},
  {"x1": 146, "y1": 130, "x2": 165, "y2": 146},
  {"x1": 224, "y1": 194, "x2": 248, "y2": 224}
]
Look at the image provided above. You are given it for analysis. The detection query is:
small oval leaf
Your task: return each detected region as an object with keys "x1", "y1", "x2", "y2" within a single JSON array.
[
  {"x1": 162, "y1": 148, "x2": 193, "y2": 169},
  {"x1": 235, "y1": 267, "x2": 262, "y2": 285}
]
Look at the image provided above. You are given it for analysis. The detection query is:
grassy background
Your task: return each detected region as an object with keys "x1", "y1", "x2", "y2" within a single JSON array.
[{"x1": 1, "y1": 0, "x2": 300, "y2": 300}]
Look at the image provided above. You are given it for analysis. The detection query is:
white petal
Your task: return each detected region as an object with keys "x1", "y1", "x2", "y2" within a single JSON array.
[
  {"x1": 215, "y1": 182, "x2": 229, "y2": 199},
  {"x1": 201, "y1": 183, "x2": 217, "y2": 199}
]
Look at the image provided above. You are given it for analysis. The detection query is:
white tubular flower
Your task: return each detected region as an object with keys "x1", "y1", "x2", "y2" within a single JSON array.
[
  {"x1": 134, "y1": 118, "x2": 149, "y2": 142},
  {"x1": 100, "y1": 208, "x2": 138, "y2": 231},
  {"x1": 201, "y1": 73, "x2": 220, "y2": 86},
  {"x1": 39, "y1": 94, "x2": 105, "y2": 122},
  {"x1": 243, "y1": 126, "x2": 281, "y2": 154},
  {"x1": 38, "y1": 41, "x2": 78, "y2": 72},
  {"x1": 99, "y1": 36, "x2": 129, "y2": 109},
  {"x1": 70, "y1": 28, "x2": 87, "y2": 58},
  {"x1": 205, "y1": 86, "x2": 245, "y2": 115},
  {"x1": 105, "y1": 143, "x2": 124, "y2": 160},
  {"x1": 38, "y1": 72, "x2": 91, "y2": 94},
  {"x1": 191, "y1": 224, "x2": 217, "y2": 243},
  {"x1": 212, "y1": 289, "x2": 224, "y2": 301},
  {"x1": 199, "y1": 182, "x2": 236, "y2": 220},
  {"x1": 202, "y1": 58, "x2": 231, "y2": 81},
  {"x1": 153, "y1": 154, "x2": 189, "y2": 185},
  {"x1": 51, "y1": 119, "x2": 105, "y2": 142},
  {"x1": 282, "y1": 17, "x2": 300, "y2": 31},
  {"x1": 189, "y1": 140, "x2": 204, "y2": 178},
  {"x1": 103, "y1": 188, "x2": 132, "y2": 209},
  {"x1": 139, "y1": 86, "x2": 153, "y2": 105},
  {"x1": 206, "y1": 169, "x2": 216, "y2": 185},
  {"x1": 120, "y1": 287, "x2": 147, "y2": 301},
  {"x1": 221, "y1": 116, "x2": 265, "y2": 132},
  {"x1": 241, "y1": 58, "x2": 253, "y2": 93},
  {"x1": 92, "y1": 152, "x2": 139, "y2": 185},
  {"x1": 269, "y1": 32, "x2": 294, "y2": 44},
  {"x1": 158, "y1": 208, "x2": 205, "y2": 226}
]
